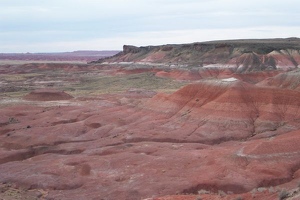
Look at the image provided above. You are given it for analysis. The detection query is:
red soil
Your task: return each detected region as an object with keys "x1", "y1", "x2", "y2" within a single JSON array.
[{"x1": 2, "y1": 63, "x2": 300, "y2": 199}]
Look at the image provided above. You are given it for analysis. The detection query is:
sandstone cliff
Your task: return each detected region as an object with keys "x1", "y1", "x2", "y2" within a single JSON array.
[{"x1": 95, "y1": 38, "x2": 300, "y2": 72}]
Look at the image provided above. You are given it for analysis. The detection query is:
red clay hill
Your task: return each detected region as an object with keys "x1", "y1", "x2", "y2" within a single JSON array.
[{"x1": 1, "y1": 38, "x2": 300, "y2": 200}]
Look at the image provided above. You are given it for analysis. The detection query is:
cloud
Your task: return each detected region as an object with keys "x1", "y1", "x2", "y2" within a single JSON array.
[
  {"x1": 0, "y1": 0, "x2": 300, "y2": 52},
  {"x1": 1, "y1": 26, "x2": 300, "y2": 53}
]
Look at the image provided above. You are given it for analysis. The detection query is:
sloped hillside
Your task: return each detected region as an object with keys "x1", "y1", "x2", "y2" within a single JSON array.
[{"x1": 95, "y1": 38, "x2": 300, "y2": 72}]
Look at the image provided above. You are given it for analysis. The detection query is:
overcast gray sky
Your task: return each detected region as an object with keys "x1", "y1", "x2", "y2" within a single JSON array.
[{"x1": 1, "y1": 0, "x2": 300, "y2": 52}]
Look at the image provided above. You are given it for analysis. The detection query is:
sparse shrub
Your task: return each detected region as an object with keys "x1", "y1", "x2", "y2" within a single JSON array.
[
  {"x1": 257, "y1": 187, "x2": 267, "y2": 192},
  {"x1": 235, "y1": 197, "x2": 243, "y2": 200},
  {"x1": 197, "y1": 189, "x2": 210, "y2": 195},
  {"x1": 269, "y1": 186, "x2": 275, "y2": 193},
  {"x1": 278, "y1": 189, "x2": 289, "y2": 200},
  {"x1": 8, "y1": 117, "x2": 19, "y2": 124},
  {"x1": 218, "y1": 190, "x2": 226, "y2": 197}
]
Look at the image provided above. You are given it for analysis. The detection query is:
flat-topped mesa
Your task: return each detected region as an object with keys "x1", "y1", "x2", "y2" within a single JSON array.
[
  {"x1": 123, "y1": 45, "x2": 142, "y2": 54},
  {"x1": 123, "y1": 45, "x2": 158, "y2": 54},
  {"x1": 95, "y1": 38, "x2": 300, "y2": 72}
]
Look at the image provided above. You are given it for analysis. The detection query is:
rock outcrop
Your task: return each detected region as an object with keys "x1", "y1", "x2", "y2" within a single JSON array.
[{"x1": 95, "y1": 38, "x2": 300, "y2": 72}]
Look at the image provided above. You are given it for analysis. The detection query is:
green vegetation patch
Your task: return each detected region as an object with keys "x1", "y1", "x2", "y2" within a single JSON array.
[
  {"x1": 65, "y1": 72, "x2": 186, "y2": 96},
  {"x1": 0, "y1": 73, "x2": 43, "y2": 81}
]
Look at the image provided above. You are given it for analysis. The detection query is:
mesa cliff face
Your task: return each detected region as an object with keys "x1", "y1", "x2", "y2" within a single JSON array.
[{"x1": 95, "y1": 38, "x2": 300, "y2": 72}]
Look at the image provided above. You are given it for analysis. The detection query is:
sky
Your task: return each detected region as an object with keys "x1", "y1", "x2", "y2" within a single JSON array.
[{"x1": 1, "y1": 0, "x2": 300, "y2": 53}]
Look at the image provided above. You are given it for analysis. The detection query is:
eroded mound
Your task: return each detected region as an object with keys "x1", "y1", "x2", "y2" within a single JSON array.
[
  {"x1": 257, "y1": 70, "x2": 300, "y2": 90},
  {"x1": 142, "y1": 79, "x2": 300, "y2": 143},
  {"x1": 23, "y1": 89, "x2": 74, "y2": 101}
]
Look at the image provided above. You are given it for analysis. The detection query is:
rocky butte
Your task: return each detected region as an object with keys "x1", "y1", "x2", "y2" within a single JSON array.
[{"x1": 1, "y1": 38, "x2": 300, "y2": 200}]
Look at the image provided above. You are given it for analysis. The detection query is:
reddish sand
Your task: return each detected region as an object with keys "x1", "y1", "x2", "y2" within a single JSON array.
[
  {"x1": 1, "y1": 81, "x2": 300, "y2": 199},
  {"x1": 1, "y1": 62, "x2": 300, "y2": 199}
]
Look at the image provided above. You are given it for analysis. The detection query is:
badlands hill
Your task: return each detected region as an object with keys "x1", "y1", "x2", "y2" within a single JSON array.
[
  {"x1": 94, "y1": 38, "x2": 300, "y2": 72},
  {"x1": 2, "y1": 38, "x2": 300, "y2": 200}
]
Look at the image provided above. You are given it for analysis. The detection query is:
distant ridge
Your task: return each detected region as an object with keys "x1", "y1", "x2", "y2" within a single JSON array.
[
  {"x1": 94, "y1": 38, "x2": 300, "y2": 72},
  {"x1": 0, "y1": 50, "x2": 120, "y2": 62}
]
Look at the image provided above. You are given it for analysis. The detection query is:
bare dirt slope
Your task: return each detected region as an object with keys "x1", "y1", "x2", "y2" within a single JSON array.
[{"x1": 1, "y1": 39, "x2": 300, "y2": 200}]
